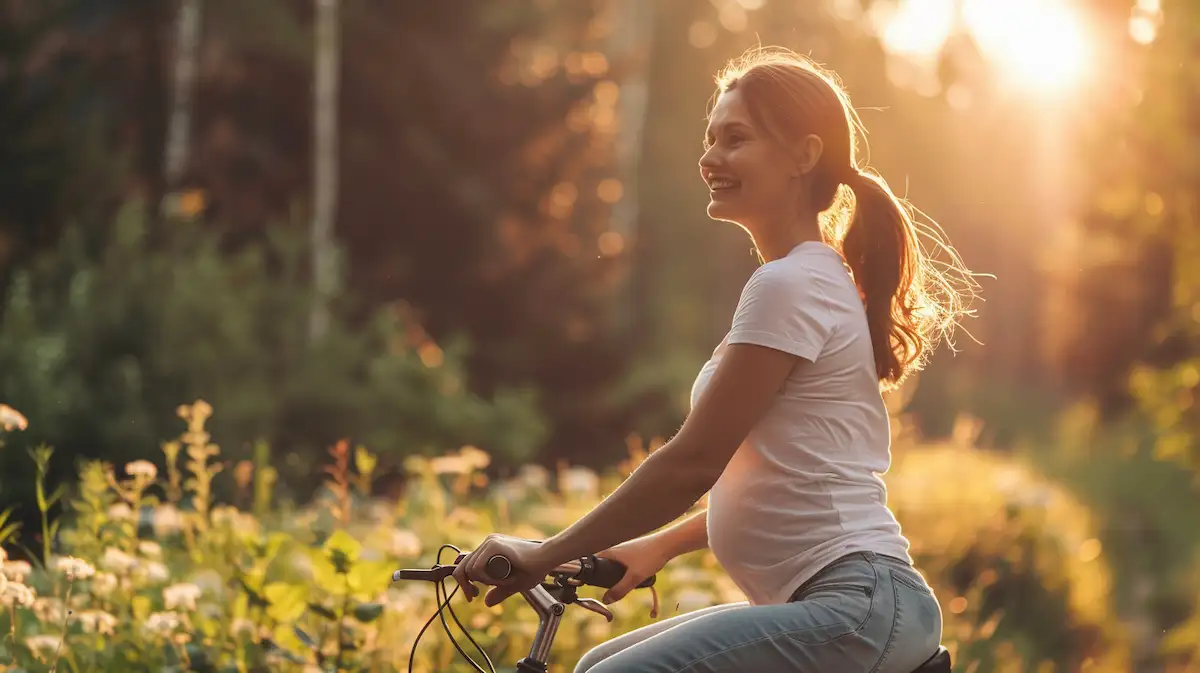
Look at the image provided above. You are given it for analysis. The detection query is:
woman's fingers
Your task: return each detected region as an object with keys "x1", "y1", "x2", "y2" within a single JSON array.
[{"x1": 451, "y1": 558, "x2": 479, "y2": 602}]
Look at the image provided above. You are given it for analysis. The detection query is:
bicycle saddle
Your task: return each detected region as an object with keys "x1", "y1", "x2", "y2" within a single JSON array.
[{"x1": 909, "y1": 646, "x2": 951, "y2": 673}]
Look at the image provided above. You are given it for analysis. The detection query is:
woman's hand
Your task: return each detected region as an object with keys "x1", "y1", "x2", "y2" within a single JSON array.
[
  {"x1": 452, "y1": 534, "x2": 556, "y2": 607},
  {"x1": 595, "y1": 535, "x2": 670, "y2": 606}
]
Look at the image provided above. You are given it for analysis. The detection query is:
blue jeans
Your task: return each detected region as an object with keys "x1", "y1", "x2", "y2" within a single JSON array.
[{"x1": 574, "y1": 552, "x2": 942, "y2": 673}]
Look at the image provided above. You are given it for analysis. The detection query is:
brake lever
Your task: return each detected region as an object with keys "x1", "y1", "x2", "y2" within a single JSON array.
[{"x1": 574, "y1": 597, "x2": 614, "y2": 623}]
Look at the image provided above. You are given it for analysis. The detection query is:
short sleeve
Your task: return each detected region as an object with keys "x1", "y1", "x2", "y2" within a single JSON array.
[{"x1": 727, "y1": 265, "x2": 834, "y2": 362}]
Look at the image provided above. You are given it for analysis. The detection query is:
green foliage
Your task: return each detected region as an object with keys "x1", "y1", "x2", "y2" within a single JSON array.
[
  {"x1": 0, "y1": 404, "x2": 1132, "y2": 672},
  {"x1": 0, "y1": 202, "x2": 547, "y2": 513}
]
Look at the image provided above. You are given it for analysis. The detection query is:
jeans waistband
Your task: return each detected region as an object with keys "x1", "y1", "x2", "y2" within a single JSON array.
[{"x1": 788, "y1": 551, "x2": 917, "y2": 602}]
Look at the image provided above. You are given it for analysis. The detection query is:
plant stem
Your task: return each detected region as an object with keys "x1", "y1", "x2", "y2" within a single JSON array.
[
  {"x1": 333, "y1": 575, "x2": 350, "y2": 671},
  {"x1": 50, "y1": 580, "x2": 75, "y2": 672}
]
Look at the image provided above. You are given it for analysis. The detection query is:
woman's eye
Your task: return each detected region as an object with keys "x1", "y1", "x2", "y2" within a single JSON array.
[{"x1": 727, "y1": 135, "x2": 744, "y2": 146}]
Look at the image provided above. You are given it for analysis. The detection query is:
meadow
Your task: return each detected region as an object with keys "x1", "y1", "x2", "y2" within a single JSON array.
[{"x1": 0, "y1": 401, "x2": 1133, "y2": 672}]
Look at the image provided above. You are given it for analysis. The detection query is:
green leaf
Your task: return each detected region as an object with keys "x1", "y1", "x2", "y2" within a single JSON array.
[
  {"x1": 46, "y1": 483, "x2": 67, "y2": 508},
  {"x1": 307, "y1": 602, "x2": 338, "y2": 621},
  {"x1": 323, "y1": 529, "x2": 362, "y2": 573},
  {"x1": 346, "y1": 560, "x2": 393, "y2": 600},
  {"x1": 132, "y1": 595, "x2": 152, "y2": 621},
  {"x1": 264, "y1": 582, "x2": 308, "y2": 623},
  {"x1": 292, "y1": 626, "x2": 318, "y2": 650},
  {"x1": 351, "y1": 603, "x2": 384, "y2": 623}
]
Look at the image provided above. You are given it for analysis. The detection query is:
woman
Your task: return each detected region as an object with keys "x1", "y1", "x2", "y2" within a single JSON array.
[{"x1": 454, "y1": 46, "x2": 975, "y2": 673}]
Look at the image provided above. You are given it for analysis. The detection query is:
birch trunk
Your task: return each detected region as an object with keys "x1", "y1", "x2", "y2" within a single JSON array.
[
  {"x1": 310, "y1": 0, "x2": 340, "y2": 343},
  {"x1": 162, "y1": 0, "x2": 202, "y2": 216}
]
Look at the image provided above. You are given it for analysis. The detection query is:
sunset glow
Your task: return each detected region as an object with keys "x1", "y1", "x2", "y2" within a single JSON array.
[{"x1": 874, "y1": 0, "x2": 1093, "y2": 94}]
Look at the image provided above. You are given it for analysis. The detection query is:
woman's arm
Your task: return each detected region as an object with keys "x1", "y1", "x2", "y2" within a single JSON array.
[
  {"x1": 531, "y1": 343, "x2": 795, "y2": 569},
  {"x1": 651, "y1": 508, "x2": 709, "y2": 559}
]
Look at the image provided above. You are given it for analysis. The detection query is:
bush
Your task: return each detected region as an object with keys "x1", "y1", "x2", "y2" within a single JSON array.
[
  {"x1": 0, "y1": 203, "x2": 547, "y2": 513},
  {"x1": 888, "y1": 418, "x2": 1130, "y2": 671},
  {"x1": 0, "y1": 404, "x2": 1131, "y2": 672}
]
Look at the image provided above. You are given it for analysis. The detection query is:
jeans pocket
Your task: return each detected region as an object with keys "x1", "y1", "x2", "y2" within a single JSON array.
[
  {"x1": 786, "y1": 562, "x2": 879, "y2": 645},
  {"x1": 872, "y1": 570, "x2": 943, "y2": 673}
]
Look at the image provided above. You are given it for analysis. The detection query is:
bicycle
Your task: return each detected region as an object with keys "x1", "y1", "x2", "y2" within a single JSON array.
[{"x1": 392, "y1": 544, "x2": 953, "y2": 673}]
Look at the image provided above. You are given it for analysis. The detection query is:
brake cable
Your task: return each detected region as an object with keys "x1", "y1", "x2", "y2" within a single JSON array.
[{"x1": 407, "y1": 544, "x2": 496, "y2": 673}]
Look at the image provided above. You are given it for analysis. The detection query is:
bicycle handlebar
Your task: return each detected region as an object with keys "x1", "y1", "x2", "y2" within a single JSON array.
[
  {"x1": 485, "y1": 552, "x2": 656, "y2": 590},
  {"x1": 391, "y1": 552, "x2": 656, "y2": 590}
]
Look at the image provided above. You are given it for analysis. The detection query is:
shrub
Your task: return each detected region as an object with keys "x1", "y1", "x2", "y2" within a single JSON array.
[{"x1": 0, "y1": 203, "x2": 547, "y2": 515}]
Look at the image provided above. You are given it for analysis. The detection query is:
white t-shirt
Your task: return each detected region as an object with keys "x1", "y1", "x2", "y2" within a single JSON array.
[{"x1": 692, "y1": 240, "x2": 912, "y2": 606}]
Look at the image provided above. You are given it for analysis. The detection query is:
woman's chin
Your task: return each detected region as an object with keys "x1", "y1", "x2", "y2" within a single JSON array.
[{"x1": 706, "y1": 200, "x2": 740, "y2": 222}]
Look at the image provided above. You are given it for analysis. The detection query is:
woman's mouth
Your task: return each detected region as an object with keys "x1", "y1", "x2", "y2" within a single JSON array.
[{"x1": 708, "y1": 177, "x2": 740, "y2": 192}]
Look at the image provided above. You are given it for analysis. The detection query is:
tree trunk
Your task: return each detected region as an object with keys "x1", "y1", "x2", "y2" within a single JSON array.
[
  {"x1": 162, "y1": 0, "x2": 203, "y2": 218},
  {"x1": 606, "y1": 0, "x2": 653, "y2": 339},
  {"x1": 310, "y1": 0, "x2": 341, "y2": 343}
]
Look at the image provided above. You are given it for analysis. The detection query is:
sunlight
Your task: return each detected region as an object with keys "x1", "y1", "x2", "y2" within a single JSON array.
[
  {"x1": 877, "y1": 0, "x2": 956, "y2": 59},
  {"x1": 873, "y1": 0, "x2": 1093, "y2": 95},
  {"x1": 963, "y1": 0, "x2": 1090, "y2": 92}
]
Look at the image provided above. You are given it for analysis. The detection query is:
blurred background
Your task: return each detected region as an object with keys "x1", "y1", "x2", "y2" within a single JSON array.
[{"x1": 0, "y1": 0, "x2": 1198, "y2": 670}]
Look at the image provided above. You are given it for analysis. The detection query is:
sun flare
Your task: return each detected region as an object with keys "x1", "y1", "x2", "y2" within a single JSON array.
[
  {"x1": 875, "y1": 0, "x2": 1092, "y2": 94},
  {"x1": 964, "y1": 0, "x2": 1090, "y2": 91}
]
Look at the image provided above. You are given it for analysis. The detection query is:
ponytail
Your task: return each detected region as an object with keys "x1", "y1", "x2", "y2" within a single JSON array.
[{"x1": 842, "y1": 171, "x2": 958, "y2": 390}]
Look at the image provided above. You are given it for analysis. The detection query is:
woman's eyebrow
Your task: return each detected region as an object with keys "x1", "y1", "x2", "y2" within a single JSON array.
[{"x1": 705, "y1": 120, "x2": 755, "y2": 137}]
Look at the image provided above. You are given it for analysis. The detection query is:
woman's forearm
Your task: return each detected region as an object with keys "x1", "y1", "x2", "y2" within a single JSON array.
[
  {"x1": 536, "y1": 445, "x2": 714, "y2": 568},
  {"x1": 651, "y1": 509, "x2": 709, "y2": 559}
]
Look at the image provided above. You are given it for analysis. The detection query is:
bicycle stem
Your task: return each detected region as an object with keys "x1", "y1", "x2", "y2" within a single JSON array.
[{"x1": 518, "y1": 584, "x2": 564, "y2": 670}]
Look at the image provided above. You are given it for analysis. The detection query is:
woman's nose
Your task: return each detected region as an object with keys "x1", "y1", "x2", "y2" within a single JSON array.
[{"x1": 698, "y1": 146, "x2": 720, "y2": 170}]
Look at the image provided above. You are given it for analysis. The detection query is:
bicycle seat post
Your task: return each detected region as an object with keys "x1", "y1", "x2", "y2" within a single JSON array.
[{"x1": 515, "y1": 584, "x2": 564, "y2": 672}]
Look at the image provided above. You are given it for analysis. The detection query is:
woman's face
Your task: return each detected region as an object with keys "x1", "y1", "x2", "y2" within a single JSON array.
[{"x1": 699, "y1": 88, "x2": 807, "y2": 234}]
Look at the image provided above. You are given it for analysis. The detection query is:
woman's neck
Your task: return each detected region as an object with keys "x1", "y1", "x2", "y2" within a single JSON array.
[{"x1": 751, "y1": 214, "x2": 822, "y2": 263}]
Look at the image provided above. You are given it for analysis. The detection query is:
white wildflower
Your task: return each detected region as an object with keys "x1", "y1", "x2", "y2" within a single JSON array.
[
  {"x1": 163, "y1": 583, "x2": 202, "y2": 611},
  {"x1": 189, "y1": 569, "x2": 224, "y2": 596},
  {"x1": 493, "y1": 479, "x2": 528, "y2": 503},
  {"x1": 100, "y1": 547, "x2": 138, "y2": 574},
  {"x1": 389, "y1": 529, "x2": 422, "y2": 558},
  {"x1": 0, "y1": 404, "x2": 28, "y2": 432},
  {"x1": 429, "y1": 454, "x2": 470, "y2": 475},
  {"x1": 518, "y1": 464, "x2": 550, "y2": 490},
  {"x1": 2, "y1": 560, "x2": 32, "y2": 582},
  {"x1": 137, "y1": 540, "x2": 162, "y2": 558},
  {"x1": 560, "y1": 466, "x2": 599, "y2": 497},
  {"x1": 22, "y1": 634, "x2": 60, "y2": 662},
  {"x1": 152, "y1": 504, "x2": 184, "y2": 536},
  {"x1": 77, "y1": 609, "x2": 118, "y2": 635},
  {"x1": 137, "y1": 560, "x2": 169, "y2": 584},
  {"x1": 125, "y1": 459, "x2": 158, "y2": 480},
  {"x1": 367, "y1": 501, "x2": 394, "y2": 524},
  {"x1": 90, "y1": 572, "x2": 118, "y2": 596},
  {"x1": 53, "y1": 555, "x2": 96, "y2": 581},
  {"x1": 1, "y1": 581, "x2": 35, "y2": 607},
  {"x1": 107, "y1": 502, "x2": 134, "y2": 521},
  {"x1": 210, "y1": 505, "x2": 239, "y2": 527},
  {"x1": 32, "y1": 597, "x2": 65, "y2": 623},
  {"x1": 143, "y1": 611, "x2": 183, "y2": 636},
  {"x1": 229, "y1": 618, "x2": 256, "y2": 637},
  {"x1": 459, "y1": 445, "x2": 491, "y2": 471}
]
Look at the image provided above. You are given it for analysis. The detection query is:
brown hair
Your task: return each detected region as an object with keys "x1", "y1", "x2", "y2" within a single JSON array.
[{"x1": 713, "y1": 47, "x2": 978, "y2": 390}]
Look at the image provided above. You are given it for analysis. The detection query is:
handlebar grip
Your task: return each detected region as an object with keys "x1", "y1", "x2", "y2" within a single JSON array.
[
  {"x1": 583, "y1": 555, "x2": 656, "y2": 589},
  {"x1": 485, "y1": 554, "x2": 512, "y2": 581}
]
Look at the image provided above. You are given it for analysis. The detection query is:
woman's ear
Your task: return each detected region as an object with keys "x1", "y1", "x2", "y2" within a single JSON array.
[{"x1": 793, "y1": 134, "x2": 824, "y2": 176}]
